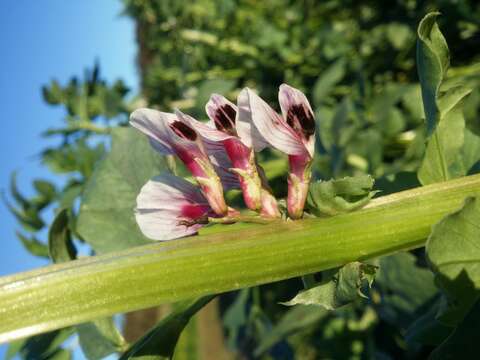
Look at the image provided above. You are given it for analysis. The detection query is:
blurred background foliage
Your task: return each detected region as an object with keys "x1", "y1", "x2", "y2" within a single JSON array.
[{"x1": 4, "y1": 0, "x2": 480, "y2": 359}]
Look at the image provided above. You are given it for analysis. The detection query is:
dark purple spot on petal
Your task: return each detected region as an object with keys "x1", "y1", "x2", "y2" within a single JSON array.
[
  {"x1": 286, "y1": 104, "x2": 315, "y2": 138},
  {"x1": 214, "y1": 104, "x2": 237, "y2": 135},
  {"x1": 170, "y1": 121, "x2": 197, "y2": 141}
]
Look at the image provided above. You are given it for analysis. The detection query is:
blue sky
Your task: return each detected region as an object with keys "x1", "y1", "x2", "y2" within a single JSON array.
[{"x1": 0, "y1": 0, "x2": 137, "y2": 357}]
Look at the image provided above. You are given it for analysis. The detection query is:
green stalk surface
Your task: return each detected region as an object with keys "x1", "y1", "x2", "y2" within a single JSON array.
[{"x1": 1, "y1": 174, "x2": 479, "y2": 343}]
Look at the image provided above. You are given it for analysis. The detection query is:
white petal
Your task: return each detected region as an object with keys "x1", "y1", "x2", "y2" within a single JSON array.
[
  {"x1": 136, "y1": 174, "x2": 206, "y2": 210},
  {"x1": 278, "y1": 84, "x2": 316, "y2": 157},
  {"x1": 129, "y1": 108, "x2": 176, "y2": 155},
  {"x1": 135, "y1": 209, "x2": 201, "y2": 241},
  {"x1": 236, "y1": 88, "x2": 270, "y2": 151},
  {"x1": 247, "y1": 89, "x2": 307, "y2": 156},
  {"x1": 135, "y1": 174, "x2": 207, "y2": 241}
]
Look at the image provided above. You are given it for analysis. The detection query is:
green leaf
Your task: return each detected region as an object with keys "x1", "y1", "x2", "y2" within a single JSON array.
[
  {"x1": 312, "y1": 58, "x2": 346, "y2": 105},
  {"x1": 307, "y1": 175, "x2": 376, "y2": 216},
  {"x1": 416, "y1": 12, "x2": 449, "y2": 136},
  {"x1": 429, "y1": 300, "x2": 480, "y2": 360},
  {"x1": 77, "y1": 127, "x2": 167, "y2": 254},
  {"x1": 16, "y1": 232, "x2": 49, "y2": 258},
  {"x1": 1, "y1": 174, "x2": 480, "y2": 343},
  {"x1": 33, "y1": 180, "x2": 56, "y2": 201},
  {"x1": 283, "y1": 262, "x2": 378, "y2": 309},
  {"x1": 223, "y1": 288, "x2": 250, "y2": 349},
  {"x1": 375, "y1": 253, "x2": 437, "y2": 328},
  {"x1": 48, "y1": 209, "x2": 76, "y2": 263},
  {"x1": 375, "y1": 253, "x2": 437, "y2": 323},
  {"x1": 254, "y1": 305, "x2": 328, "y2": 356},
  {"x1": 45, "y1": 348, "x2": 72, "y2": 360},
  {"x1": 9, "y1": 172, "x2": 29, "y2": 210},
  {"x1": 120, "y1": 296, "x2": 214, "y2": 360},
  {"x1": 460, "y1": 129, "x2": 480, "y2": 175},
  {"x1": 77, "y1": 318, "x2": 127, "y2": 360},
  {"x1": 418, "y1": 85, "x2": 471, "y2": 185},
  {"x1": 405, "y1": 298, "x2": 452, "y2": 346},
  {"x1": 13, "y1": 328, "x2": 74, "y2": 360},
  {"x1": 417, "y1": 13, "x2": 472, "y2": 185},
  {"x1": 426, "y1": 196, "x2": 480, "y2": 325},
  {"x1": 3, "y1": 191, "x2": 45, "y2": 233}
]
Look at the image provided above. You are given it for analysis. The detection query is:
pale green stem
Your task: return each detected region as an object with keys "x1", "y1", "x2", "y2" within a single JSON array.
[{"x1": 0, "y1": 174, "x2": 479, "y2": 343}]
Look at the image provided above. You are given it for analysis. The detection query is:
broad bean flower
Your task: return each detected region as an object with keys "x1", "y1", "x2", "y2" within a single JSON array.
[
  {"x1": 130, "y1": 108, "x2": 234, "y2": 216},
  {"x1": 185, "y1": 91, "x2": 280, "y2": 217},
  {"x1": 245, "y1": 84, "x2": 316, "y2": 219}
]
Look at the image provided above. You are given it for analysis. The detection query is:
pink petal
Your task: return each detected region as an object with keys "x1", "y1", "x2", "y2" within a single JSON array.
[{"x1": 246, "y1": 89, "x2": 307, "y2": 156}]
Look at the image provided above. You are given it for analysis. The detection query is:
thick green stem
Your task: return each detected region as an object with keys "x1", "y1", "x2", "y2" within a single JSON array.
[{"x1": 1, "y1": 174, "x2": 480, "y2": 344}]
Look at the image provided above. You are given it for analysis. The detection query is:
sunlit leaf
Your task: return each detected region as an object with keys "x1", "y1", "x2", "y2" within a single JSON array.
[
  {"x1": 307, "y1": 175, "x2": 376, "y2": 216},
  {"x1": 77, "y1": 127, "x2": 167, "y2": 254},
  {"x1": 282, "y1": 262, "x2": 378, "y2": 309}
]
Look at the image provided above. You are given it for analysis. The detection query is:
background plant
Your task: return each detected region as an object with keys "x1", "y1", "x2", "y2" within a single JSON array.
[{"x1": 3, "y1": 1, "x2": 480, "y2": 359}]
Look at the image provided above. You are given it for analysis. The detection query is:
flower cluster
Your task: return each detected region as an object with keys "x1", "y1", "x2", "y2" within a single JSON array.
[{"x1": 131, "y1": 84, "x2": 316, "y2": 240}]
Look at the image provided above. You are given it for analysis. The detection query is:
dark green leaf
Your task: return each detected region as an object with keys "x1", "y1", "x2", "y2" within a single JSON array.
[
  {"x1": 375, "y1": 253, "x2": 437, "y2": 328},
  {"x1": 48, "y1": 209, "x2": 76, "y2": 263},
  {"x1": 17, "y1": 328, "x2": 74, "y2": 360},
  {"x1": 416, "y1": 12, "x2": 449, "y2": 136},
  {"x1": 254, "y1": 305, "x2": 327, "y2": 356},
  {"x1": 429, "y1": 300, "x2": 480, "y2": 360},
  {"x1": 223, "y1": 289, "x2": 250, "y2": 349},
  {"x1": 77, "y1": 318, "x2": 127, "y2": 360},
  {"x1": 77, "y1": 127, "x2": 167, "y2": 254},
  {"x1": 307, "y1": 175, "x2": 376, "y2": 216},
  {"x1": 283, "y1": 262, "x2": 378, "y2": 309},
  {"x1": 120, "y1": 296, "x2": 214, "y2": 360},
  {"x1": 405, "y1": 297, "x2": 452, "y2": 346},
  {"x1": 426, "y1": 196, "x2": 480, "y2": 325}
]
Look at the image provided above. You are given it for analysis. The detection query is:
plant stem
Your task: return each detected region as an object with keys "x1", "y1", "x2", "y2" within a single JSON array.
[{"x1": 1, "y1": 174, "x2": 480, "y2": 343}]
